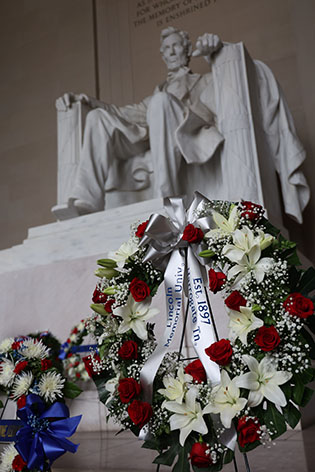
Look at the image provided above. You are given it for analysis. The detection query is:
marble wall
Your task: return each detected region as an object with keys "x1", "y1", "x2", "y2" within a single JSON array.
[{"x1": 0, "y1": 0, "x2": 315, "y2": 263}]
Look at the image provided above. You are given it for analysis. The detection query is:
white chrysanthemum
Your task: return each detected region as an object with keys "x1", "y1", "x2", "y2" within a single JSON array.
[
  {"x1": 11, "y1": 371, "x2": 33, "y2": 399},
  {"x1": 0, "y1": 338, "x2": 14, "y2": 354},
  {"x1": 38, "y1": 371, "x2": 65, "y2": 402},
  {"x1": 0, "y1": 359, "x2": 16, "y2": 387},
  {"x1": 0, "y1": 443, "x2": 18, "y2": 472},
  {"x1": 19, "y1": 339, "x2": 50, "y2": 360}
]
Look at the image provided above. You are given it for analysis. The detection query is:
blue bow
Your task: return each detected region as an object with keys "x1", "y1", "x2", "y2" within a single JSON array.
[{"x1": 15, "y1": 394, "x2": 81, "y2": 470}]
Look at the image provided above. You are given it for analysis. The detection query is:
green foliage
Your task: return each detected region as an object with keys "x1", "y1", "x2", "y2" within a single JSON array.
[
  {"x1": 153, "y1": 443, "x2": 180, "y2": 466},
  {"x1": 63, "y1": 380, "x2": 82, "y2": 399},
  {"x1": 282, "y1": 401, "x2": 301, "y2": 428},
  {"x1": 94, "y1": 375, "x2": 112, "y2": 405},
  {"x1": 292, "y1": 374, "x2": 306, "y2": 406},
  {"x1": 264, "y1": 402, "x2": 286, "y2": 439},
  {"x1": 296, "y1": 267, "x2": 315, "y2": 295}
]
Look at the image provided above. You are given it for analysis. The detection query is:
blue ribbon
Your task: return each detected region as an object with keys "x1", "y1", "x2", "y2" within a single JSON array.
[
  {"x1": 15, "y1": 394, "x2": 81, "y2": 470},
  {"x1": 58, "y1": 343, "x2": 98, "y2": 360}
]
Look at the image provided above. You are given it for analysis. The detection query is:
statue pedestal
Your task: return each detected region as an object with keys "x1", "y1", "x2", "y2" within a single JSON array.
[{"x1": 0, "y1": 198, "x2": 166, "y2": 431}]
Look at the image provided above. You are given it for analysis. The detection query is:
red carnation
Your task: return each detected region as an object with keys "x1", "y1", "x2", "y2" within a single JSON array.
[
  {"x1": 118, "y1": 378, "x2": 142, "y2": 404},
  {"x1": 13, "y1": 361, "x2": 28, "y2": 375},
  {"x1": 136, "y1": 220, "x2": 149, "y2": 238},
  {"x1": 182, "y1": 224, "x2": 204, "y2": 243},
  {"x1": 11, "y1": 341, "x2": 21, "y2": 351},
  {"x1": 82, "y1": 353, "x2": 101, "y2": 378},
  {"x1": 12, "y1": 454, "x2": 27, "y2": 471},
  {"x1": 92, "y1": 287, "x2": 108, "y2": 304},
  {"x1": 17, "y1": 395, "x2": 26, "y2": 409},
  {"x1": 205, "y1": 339, "x2": 233, "y2": 366},
  {"x1": 208, "y1": 268, "x2": 226, "y2": 294},
  {"x1": 129, "y1": 277, "x2": 150, "y2": 302},
  {"x1": 240, "y1": 201, "x2": 264, "y2": 221},
  {"x1": 41, "y1": 359, "x2": 53, "y2": 371},
  {"x1": 283, "y1": 293, "x2": 314, "y2": 319},
  {"x1": 225, "y1": 290, "x2": 247, "y2": 311},
  {"x1": 189, "y1": 442, "x2": 212, "y2": 468},
  {"x1": 237, "y1": 416, "x2": 261, "y2": 448},
  {"x1": 105, "y1": 299, "x2": 115, "y2": 313},
  {"x1": 254, "y1": 325, "x2": 281, "y2": 352},
  {"x1": 127, "y1": 399, "x2": 153, "y2": 429},
  {"x1": 118, "y1": 340, "x2": 138, "y2": 360},
  {"x1": 185, "y1": 359, "x2": 206, "y2": 383}
]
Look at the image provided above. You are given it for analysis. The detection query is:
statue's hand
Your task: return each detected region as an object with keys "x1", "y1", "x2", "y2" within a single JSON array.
[
  {"x1": 55, "y1": 93, "x2": 91, "y2": 111},
  {"x1": 192, "y1": 33, "x2": 222, "y2": 64}
]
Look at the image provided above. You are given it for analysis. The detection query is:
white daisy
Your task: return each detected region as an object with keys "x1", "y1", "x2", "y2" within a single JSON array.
[
  {"x1": 0, "y1": 338, "x2": 14, "y2": 354},
  {"x1": 11, "y1": 371, "x2": 33, "y2": 399},
  {"x1": 0, "y1": 443, "x2": 18, "y2": 472},
  {"x1": 19, "y1": 339, "x2": 50, "y2": 360},
  {"x1": 38, "y1": 371, "x2": 65, "y2": 402},
  {"x1": 0, "y1": 359, "x2": 16, "y2": 387}
]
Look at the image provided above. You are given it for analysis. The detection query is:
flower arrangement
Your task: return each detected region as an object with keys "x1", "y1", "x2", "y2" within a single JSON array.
[
  {"x1": 0, "y1": 332, "x2": 82, "y2": 472},
  {"x1": 81, "y1": 197, "x2": 314, "y2": 471}
]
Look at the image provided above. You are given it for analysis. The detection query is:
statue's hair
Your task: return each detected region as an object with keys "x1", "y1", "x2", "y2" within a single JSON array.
[{"x1": 160, "y1": 27, "x2": 192, "y2": 62}]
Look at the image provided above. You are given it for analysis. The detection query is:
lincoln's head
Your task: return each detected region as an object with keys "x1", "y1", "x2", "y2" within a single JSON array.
[{"x1": 160, "y1": 27, "x2": 192, "y2": 71}]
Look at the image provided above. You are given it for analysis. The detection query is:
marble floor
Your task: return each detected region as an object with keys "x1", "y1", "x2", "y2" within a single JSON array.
[{"x1": 51, "y1": 426, "x2": 315, "y2": 472}]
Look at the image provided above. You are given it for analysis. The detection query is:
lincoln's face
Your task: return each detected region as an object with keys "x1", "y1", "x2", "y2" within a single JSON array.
[{"x1": 161, "y1": 33, "x2": 188, "y2": 71}]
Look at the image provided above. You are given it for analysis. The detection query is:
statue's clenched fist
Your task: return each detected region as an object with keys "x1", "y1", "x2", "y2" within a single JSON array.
[{"x1": 192, "y1": 33, "x2": 222, "y2": 63}]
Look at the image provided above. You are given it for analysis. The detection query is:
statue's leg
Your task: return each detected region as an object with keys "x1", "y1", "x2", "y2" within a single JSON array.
[
  {"x1": 71, "y1": 108, "x2": 148, "y2": 213},
  {"x1": 147, "y1": 92, "x2": 185, "y2": 197}
]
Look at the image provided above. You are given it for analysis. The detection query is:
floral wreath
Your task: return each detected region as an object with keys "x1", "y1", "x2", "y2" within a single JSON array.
[
  {"x1": 85, "y1": 197, "x2": 314, "y2": 471},
  {"x1": 0, "y1": 332, "x2": 82, "y2": 472}
]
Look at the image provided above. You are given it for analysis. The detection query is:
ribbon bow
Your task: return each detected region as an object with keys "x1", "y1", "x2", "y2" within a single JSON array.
[
  {"x1": 15, "y1": 394, "x2": 81, "y2": 470},
  {"x1": 139, "y1": 193, "x2": 221, "y2": 411}
]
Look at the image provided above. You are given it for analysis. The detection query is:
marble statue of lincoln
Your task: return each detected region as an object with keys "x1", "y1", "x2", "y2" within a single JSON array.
[{"x1": 56, "y1": 28, "x2": 224, "y2": 215}]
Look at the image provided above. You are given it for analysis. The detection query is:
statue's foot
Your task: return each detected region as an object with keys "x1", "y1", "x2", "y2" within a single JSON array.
[{"x1": 73, "y1": 199, "x2": 95, "y2": 216}]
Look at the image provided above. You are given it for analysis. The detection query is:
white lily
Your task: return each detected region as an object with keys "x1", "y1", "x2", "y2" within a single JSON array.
[
  {"x1": 108, "y1": 238, "x2": 139, "y2": 270},
  {"x1": 228, "y1": 306, "x2": 264, "y2": 345},
  {"x1": 158, "y1": 366, "x2": 192, "y2": 404},
  {"x1": 226, "y1": 245, "x2": 274, "y2": 285},
  {"x1": 205, "y1": 205, "x2": 239, "y2": 238},
  {"x1": 223, "y1": 227, "x2": 274, "y2": 263},
  {"x1": 236, "y1": 355, "x2": 292, "y2": 407},
  {"x1": 113, "y1": 295, "x2": 159, "y2": 340},
  {"x1": 164, "y1": 387, "x2": 208, "y2": 446},
  {"x1": 204, "y1": 370, "x2": 247, "y2": 428},
  {"x1": 256, "y1": 230, "x2": 274, "y2": 250}
]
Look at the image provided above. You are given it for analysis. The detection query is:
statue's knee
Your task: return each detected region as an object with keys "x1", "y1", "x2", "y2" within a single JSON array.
[{"x1": 86, "y1": 108, "x2": 104, "y2": 126}]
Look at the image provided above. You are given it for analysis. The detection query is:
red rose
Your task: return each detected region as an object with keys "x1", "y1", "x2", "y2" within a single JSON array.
[
  {"x1": 240, "y1": 201, "x2": 264, "y2": 221},
  {"x1": 41, "y1": 359, "x2": 52, "y2": 371},
  {"x1": 12, "y1": 454, "x2": 27, "y2": 471},
  {"x1": 129, "y1": 277, "x2": 150, "y2": 302},
  {"x1": 13, "y1": 361, "x2": 28, "y2": 374},
  {"x1": 82, "y1": 353, "x2": 101, "y2": 377},
  {"x1": 205, "y1": 339, "x2": 233, "y2": 366},
  {"x1": 225, "y1": 290, "x2": 247, "y2": 311},
  {"x1": 189, "y1": 442, "x2": 212, "y2": 468},
  {"x1": 105, "y1": 299, "x2": 115, "y2": 313},
  {"x1": 17, "y1": 395, "x2": 26, "y2": 409},
  {"x1": 118, "y1": 340, "x2": 138, "y2": 360},
  {"x1": 72, "y1": 327, "x2": 78, "y2": 334},
  {"x1": 136, "y1": 220, "x2": 149, "y2": 238},
  {"x1": 283, "y1": 293, "x2": 314, "y2": 319},
  {"x1": 184, "y1": 359, "x2": 206, "y2": 383},
  {"x1": 237, "y1": 416, "x2": 261, "y2": 448},
  {"x1": 118, "y1": 378, "x2": 141, "y2": 404},
  {"x1": 127, "y1": 399, "x2": 153, "y2": 429},
  {"x1": 92, "y1": 287, "x2": 108, "y2": 304},
  {"x1": 208, "y1": 268, "x2": 226, "y2": 294},
  {"x1": 182, "y1": 224, "x2": 204, "y2": 243},
  {"x1": 254, "y1": 325, "x2": 281, "y2": 352}
]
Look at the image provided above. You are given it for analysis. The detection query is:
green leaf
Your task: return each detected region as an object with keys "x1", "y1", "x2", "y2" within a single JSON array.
[
  {"x1": 63, "y1": 381, "x2": 82, "y2": 399},
  {"x1": 97, "y1": 258, "x2": 117, "y2": 268},
  {"x1": 223, "y1": 449, "x2": 234, "y2": 464},
  {"x1": 286, "y1": 250, "x2": 301, "y2": 267},
  {"x1": 282, "y1": 381, "x2": 292, "y2": 401},
  {"x1": 306, "y1": 315, "x2": 315, "y2": 335},
  {"x1": 94, "y1": 376, "x2": 112, "y2": 404},
  {"x1": 282, "y1": 401, "x2": 301, "y2": 428},
  {"x1": 252, "y1": 304, "x2": 262, "y2": 312},
  {"x1": 153, "y1": 443, "x2": 180, "y2": 466},
  {"x1": 296, "y1": 268, "x2": 315, "y2": 295},
  {"x1": 299, "y1": 367, "x2": 315, "y2": 384},
  {"x1": 142, "y1": 438, "x2": 161, "y2": 451},
  {"x1": 199, "y1": 249, "x2": 215, "y2": 258},
  {"x1": 300, "y1": 327, "x2": 315, "y2": 359},
  {"x1": 90, "y1": 303, "x2": 109, "y2": 315},
  {"x1": 292, "y1": 375, "x2": 305, "y2": 406},
  {"x1": 288, "y1": 266, "x2": 300, "y2": 292},
  {"x1": 264, "y1": 402, "x2": 286, "y2": 438},
  {"x1": 300, "y1": 386, "x2": 314, "y2": 407},
  {"x1": 172, "y1": 445, "x2": 190, "y2": 472}
]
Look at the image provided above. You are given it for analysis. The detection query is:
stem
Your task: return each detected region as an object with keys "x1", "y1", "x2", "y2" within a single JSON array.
[
  {"x1": 243, "y1": 452, "x2": 251, "y2": 472},
  {"x1": 204, "y1": 287, "x2": 219, "y2": 341},
  {"x1": 156, "y1": 464, "x2": 160, "y2": 472},
  {"x1": 233, "y1": 456, "x2": 239, "y2": 472},
  {"x1": 0, "y1": 397, "x2": 9, "y2": 420}
]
